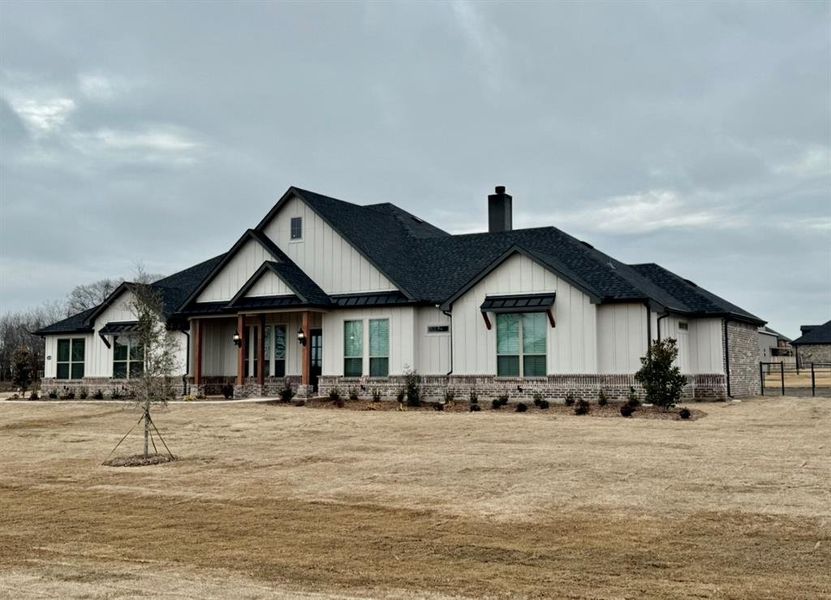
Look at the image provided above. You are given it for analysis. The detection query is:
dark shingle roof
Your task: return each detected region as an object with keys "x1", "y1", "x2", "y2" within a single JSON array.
[
  {"x1": 792, "y1": 320, "x2": 831, "y2": 345},
  {"x1": 34, "y1": 306, "x2": 97, "y2": 335}
]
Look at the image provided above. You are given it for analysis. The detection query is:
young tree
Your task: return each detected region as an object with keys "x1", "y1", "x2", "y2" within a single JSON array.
[
  {"x1": 635, "y1": 338, "x2": 687, "y2": 410},
  {"x1": 127, "y1": 271, "x2": 179, "y2": 458}
]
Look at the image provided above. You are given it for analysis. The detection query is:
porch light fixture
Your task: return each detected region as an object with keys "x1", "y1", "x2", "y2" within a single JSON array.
[
  {"x1": 232, "y1": 331, "x2": 242, "y2": 347},
  {"x1": 297, "y1": 326, "x2": 307, "y2": 346}
]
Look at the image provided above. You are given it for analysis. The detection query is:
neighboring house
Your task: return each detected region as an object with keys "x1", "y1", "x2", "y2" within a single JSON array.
[
  {"x1": 758, "y1": 326, "x2": 793, "y2": 361},
  {"x1": 37, "y1": 186, "x2": 766, "y2": 400},
  {"x1": 791, "y1": 321, "x2": 831, "y2": 367}
]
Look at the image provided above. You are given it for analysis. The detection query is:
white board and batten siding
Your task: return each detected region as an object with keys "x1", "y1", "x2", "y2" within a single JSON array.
[
  {"x1": 450, "y1": 253, "x2": 598, "y2": 375},
  {"x1": 414, "y1": 307, "x2": 451, "y2": 375},
  {"x1": 688, "y1": 318, "x2": 724, "y2": 373},
  {"x1": 197, "y1": 239, "x2": 273, "y2": 303},
  {"x1": 45, "y1": 290, "x2": 187, "y2": 379},
  {"x1": 244, "y1": 270, "x2": 293, "y2": 298},
  {"x1": 262, "y1": 196, "x2": 399, "y2": 295},
  {"x1": 321, "y1": 307, "x2": 415, "y2": 377},
  {"x1": 596, "y1": 304, "x2": 649, "y2": 374}
]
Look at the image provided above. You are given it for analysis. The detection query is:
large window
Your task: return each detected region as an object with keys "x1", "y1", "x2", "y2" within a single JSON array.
[
  {"x1": 56, "y1": 338, "x2": 85, "y2": 380},
  {"x1": 344, "y1": 320, "x2": 363, "y2": 377},
  {"x1": 265, "y1": 324, "x2": 287, "y2": 377},
  {"x1": 496, "y1": 313, "x2": 547, "y2": 377},
  {"x1": 369, "y1": 319, "x2": 389, "y2": 377},
  {"x1": 113, "y1": 337, "x2": 144, "y2": 379}
]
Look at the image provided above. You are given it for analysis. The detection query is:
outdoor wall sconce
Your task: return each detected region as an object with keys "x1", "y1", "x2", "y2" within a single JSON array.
[
  {"x1": 232, "y1": 331, "x2": 242, "y2": 347},
  {"x1": 297, "y1": 327, "x2": 307, "y2": 346}
]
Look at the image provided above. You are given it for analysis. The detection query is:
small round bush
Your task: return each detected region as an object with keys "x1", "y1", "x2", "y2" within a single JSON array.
[
  {"x1": 491, "y1": 398, "x2": 503, "y2": 410},
  {"x1": 679, "y1": 407, "x2": 691, "y2": 420},
  {"x1": 620, "y1": 404, "x2": 635, "y2": 417},
  {"x1": 598, "y1": 390, "x2": 608, "y2": 406},
  {"x1": 329, "y1": 388, "x2": 341, "y2": 403},
  {"x1": 574, "y1": 399, "x2": 590, "y2": 415},
  {"x1": 538, "y1": 399, "x2": 550, "y2": 409},
  {"x1": 29, "y1": 390, "x2": 39, "y2": 400},
  {"x1": 564, "y1": 393, "x2": 575, "y2": 407},
  {"x1": 470, "y1": 404, "x2": 481, "y2": 412},
  {"x1": 532, "y1": 391, "x2": 544, "y2": 406},
  {"x1": 515, "y1": 402, "x2": 528, "y2": 413}
]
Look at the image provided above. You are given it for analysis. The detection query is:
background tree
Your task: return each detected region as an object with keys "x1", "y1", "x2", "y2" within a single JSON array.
[
  {"x1": 11, "y1": 347, "x2": 34, "y2": 392},
  {"x1": 635, "y1": 338, "x2": 687, "y2": 410},
  {"x1": 66, "y1": 278, "x2": 124, "y2": 313}
]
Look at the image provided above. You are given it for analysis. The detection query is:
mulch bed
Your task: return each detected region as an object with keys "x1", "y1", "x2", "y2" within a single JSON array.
[
  {"x1": 268, "y1": 398, "x2": 706, "y2": 420},
  {"x1": 103, "y1": 454, "x2": 178, "y2": 468}
]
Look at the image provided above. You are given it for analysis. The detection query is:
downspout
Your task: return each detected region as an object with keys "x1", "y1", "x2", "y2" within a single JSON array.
[
  {"x1": 656, "y1": 311, "x2": 669, "y2": 342},
  {"x1": 723, "y1": 318, "x2": 732, "y2": 398},
  {"x1": 441, "y1": 308, "x2": 453, "y2": 376},
  {"x1": 644, "y1": 302, "x2": 652, "y2": 348},
  {"x1": 182, "y1": 327, "x2": 191, "y2": 396}
]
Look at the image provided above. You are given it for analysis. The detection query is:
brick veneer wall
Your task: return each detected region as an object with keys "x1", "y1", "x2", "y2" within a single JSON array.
[
  {"x1": 796, "y1": 345, "x2": 831, "y2": 366},
  {"x1": 316, "y1": 373, "x2": 726, "y2": 403},
  {"x1": 41, "y1": 377, "x2": 190, "y2": 398},
  {"x1": 725, "y1": 320, "x2": 761, "y2": 398}
]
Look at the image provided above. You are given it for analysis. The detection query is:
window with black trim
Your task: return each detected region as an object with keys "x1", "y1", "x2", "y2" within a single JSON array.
[
  {"x1": 113, "y1": 337, "x2": 144, "y2": 379},
  {"x1": 369, "y1": 319, "x2": 389, "y2": 377},
  {"x1": 678, "y1": 322, "x2": 689, "y2": 331},
  {"x1": 265, "y1": 324, "x2": 287, "y2": 377},
  {"x1": 57, "y1": 338, "x2": 85, "y2": 380},
  {"x1": 344, "y1": 320, "x2": 363, "y2": 376},
  {"x1": 496, "y1": 313, "x2": 546, "y2": 377},
  {"x1": 290, "y1": 217, "x2": 303, "y2": 240}
]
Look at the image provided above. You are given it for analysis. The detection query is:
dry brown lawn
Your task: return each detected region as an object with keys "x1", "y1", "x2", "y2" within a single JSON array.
[{"x1": 1, "y1": 397, "x2": 829, "y2": 599}]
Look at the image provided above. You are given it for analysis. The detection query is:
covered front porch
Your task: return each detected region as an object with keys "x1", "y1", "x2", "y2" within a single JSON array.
[{"x1": 190, "y1": 309, "x2": 324, "y2": 398}]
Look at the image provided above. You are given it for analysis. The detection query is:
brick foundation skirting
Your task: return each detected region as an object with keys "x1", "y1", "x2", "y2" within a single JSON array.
[{"x1": 316, "y1": 373, "x2": 727, "y2": 403}]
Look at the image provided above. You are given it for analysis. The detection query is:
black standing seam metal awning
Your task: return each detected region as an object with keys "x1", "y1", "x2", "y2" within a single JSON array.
[
  {"x1": 479, "y1": 293, "x2": 557, "y2": 330},
  {"x1": 99, "y1": 321, "x2": 140, "y2": 335},
  {"x1": 480, "y1": 293, "x2": 556, "y2": 313}
]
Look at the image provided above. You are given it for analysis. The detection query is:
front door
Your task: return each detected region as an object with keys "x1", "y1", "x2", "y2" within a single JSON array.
[{"x1": 310, "y1": 328, "x2": 323, "y2": 391}]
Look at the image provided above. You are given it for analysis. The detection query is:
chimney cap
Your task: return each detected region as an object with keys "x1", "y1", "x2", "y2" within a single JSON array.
[{"x1": 495, "y1": 185, "x2": 506, "y2": 194}]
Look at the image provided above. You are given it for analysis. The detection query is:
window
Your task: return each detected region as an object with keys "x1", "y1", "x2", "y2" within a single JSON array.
[
  {"x1": 427, "y1": 325, "x2": 449, "y2": 334},
  {"x1": 678, "y1": 321, "x2": 689, "y2": 331},
  {"x1": 496, "y1": 313, "x2": 547, "y2": 377},
  {"x1": 369, "y1": 319, "x2": 389, "y2": 377},
  {"x1": 344, "y1": 320, "x2": 363, "y2": 377},
  {"x1": 290, "y1": 217, "x2": 303, "y2": 240},
  {"x1": 113, "y1": 337, "x2": 144, "y2": 379},
  {"x1": 265, "y1": 324, "x2": 287, "y2": 377},
  {"x1": 244, "y1": 325, "x2": 259, "y2": 378},
  {"x1": 56, "y1": 338, "x2": 85, "y2": 380}
]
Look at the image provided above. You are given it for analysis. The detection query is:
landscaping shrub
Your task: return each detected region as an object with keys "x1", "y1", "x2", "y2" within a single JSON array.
[
  {"x1": 29, "y1": 390, "x2": 39, "y2": 400},
  {"x1": 79, "y1": 388, "x2": 88, "y2": 400},
  {"x1": 491, "y1": 394, "x2": 509, "y2": 410},
  {"x1": 329, "y1": 388, "x2": 341, "y2": 404},
  {"x1": 538, "y1": 399, "x2": 550, "y2": 409},
  {"x1": 279, "y1": 384, "x2": 295, "y2": 403},
  {"x1": 620, "y1": 404, "x2": 635, "y2": 417},
  {"x1": 348, "y1": 387, "x2": 359, "y2": 401},
  {"x1": 404, "y1": 367, "x2": 421, "y2": 407},
  {"x1": 470, "y1": 404, "x2": 481, "y2": 412},
  {"x1": 626, "y1": 386, "x2": 641, "y2": 407},
  {"x1": 532, "y1": 391, "x2": 544, "y2": 406},
  {"x1": 469, "y1": 390, "x2": 479, "y2": 404},
  {"x1": 679, "y1": 407, "x2": 691, "y2": 420},
  {"x1": 293, "y1": 399, "x2": 306, "y2": 407},
  {"x1": 60, "y1": 390, "x2": 75, "y2": 400},
  {"x1": 111, "y1": 389, "x2": 122, "y2": 400},
  {"x1": 433, "y1": 402, "x2": 445, "y2": 411},
  {"x1": 92, "y1": 389, "x2": 104, "y2": 400},
  {"x1": 396, "y1": 388, "x2": 405, "y2": 404},
  {"x1": 221, "y1": 384, "x2": 234, "y2": 399},
  {"x1": 635, "y1": 338, "x2": 687, "y2": 410},
  {"x1": 574, "y1": 399, "x2": 590, "y2": 415},
  {"x1": 515, "y1": 402, "x2": 528, "y2": 413},
  {"x1": 444, "y1": 389, "x2": 456, "y2": 405},
  {"x1": 371, "y1": 388, "x2": 382, "y2": 402},
  {"x1": 598, "y1": 390, "x2": 608, "y2": 406},
  {"x1": 47, "y1": 390, "x2": 58, "y2": 399},
  {"x1": 564, "y1": 392, "x2": 575, "y2": 407}
]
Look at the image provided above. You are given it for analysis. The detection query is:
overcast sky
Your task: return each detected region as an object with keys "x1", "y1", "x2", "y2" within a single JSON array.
[{"x1": 1, "y1": 1, "x2": 829, "y2": 338}]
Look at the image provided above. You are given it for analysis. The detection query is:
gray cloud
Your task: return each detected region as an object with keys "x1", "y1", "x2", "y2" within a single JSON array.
[{"x1": 1, "y1": 1, "x2": 828, "y2": 338}]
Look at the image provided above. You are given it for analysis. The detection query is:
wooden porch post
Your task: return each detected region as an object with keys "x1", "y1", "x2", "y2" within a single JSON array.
[
  {"x1": 237, "y1": 314, "x2": 245, "y2": 386},
  {"x1": 301, "y1": 311, "x2": 311, "y2": 386},
  {"x1": 257, "y1": 314, "x2": 266, "y2": 387},
  {"x1": 194, "y1": 319, "x2": 203, "y2": 386}
]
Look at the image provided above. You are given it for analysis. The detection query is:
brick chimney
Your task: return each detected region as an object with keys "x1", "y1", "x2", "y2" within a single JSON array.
[{"x1": 488, "y1": 186, "x2": 512, "y2": 233}]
